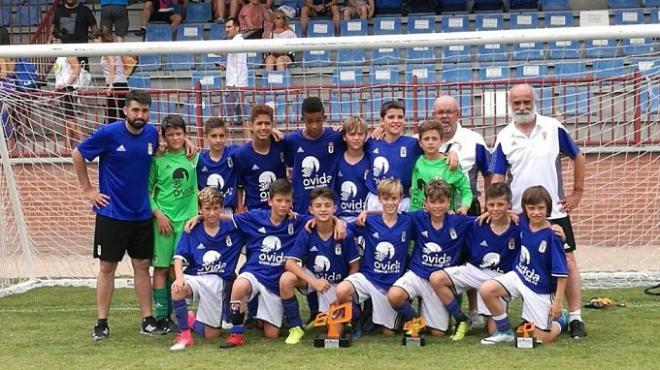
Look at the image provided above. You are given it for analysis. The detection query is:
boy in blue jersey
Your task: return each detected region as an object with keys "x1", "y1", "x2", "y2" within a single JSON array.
[
  {"x1": 281, "y1": 187, "x2": 361, "y2": 344},
  {"x1": 336, "y1": 116, "x2": 370, "y2": 223},
  {"x1": 220, "y1": 179, "x2": 312, "y2": 348},
  {"x1": 285, "y1": 96, "x2": 344, "y2": 214},
  {"x1": 197, "y1": 117, "x2": 239, "y2": 214},
  {"x1": 365, "y1": 101, "x2": 422, "y2": 212},
  {"x1": 480, "y1": 185, "x2": 569, "y2": 345},
  {"x1": 336, "y1": 179, "x2": 413, "y2": 336},
  {"x1": 169, "y1": 187, "x2": 245, "y2": 351},
  {"x1": 430, "y1": 182, "x2": 520, "y2": 341},
  {"x1": 387, "y1": 179, "x2": 474, "y2": 337},
  {"x1": 235, "y1": 104, "x2": 287, "y2": 211},
  {"x1": 73, "y1": 90, "x2": 162, "y2": 340}
]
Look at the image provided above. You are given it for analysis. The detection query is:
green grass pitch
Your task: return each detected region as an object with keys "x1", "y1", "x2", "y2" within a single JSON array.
[{"x1": 0, "y1": 287, "x2": 658, "y2": 370}]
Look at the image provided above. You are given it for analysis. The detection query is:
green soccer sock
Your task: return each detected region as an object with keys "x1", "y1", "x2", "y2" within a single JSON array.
[{"x1": 153, "y1": 288, "x2": 169, "y2": 321}]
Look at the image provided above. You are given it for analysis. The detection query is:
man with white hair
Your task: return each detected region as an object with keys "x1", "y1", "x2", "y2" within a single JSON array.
[
  {"x1": 489, "y1": 83, "x2": 587, "y2": 339},
  {"x1": 432, "y1": 95, "x2": 492, "y2": 216}
]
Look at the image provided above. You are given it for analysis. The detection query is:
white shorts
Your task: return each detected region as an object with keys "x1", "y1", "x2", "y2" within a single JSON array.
[
  {"x1": 300, "y1": 274, "x2": 338, "y2": 312},
  {"x1": 237, "y1": 271, "x2": 284, "y2": 328},
  {"x1": 494, "y1": 271, "x2": 554, "y2": 331},
  {"x1": 444, "y1": 263, "x2": 504, "y2": 316},
  {"x1": 393, "y1": 271, "x2": 449, "y2": 331},
  {"x1": 366, "y1": 192, "x2": 410, "y2": 213},
  {"x1": 185, "y1": 274, "x2": 224, "y2": 328},
  {"x1": 344, "y1": 272, "x2": 398, "y2": 330}
]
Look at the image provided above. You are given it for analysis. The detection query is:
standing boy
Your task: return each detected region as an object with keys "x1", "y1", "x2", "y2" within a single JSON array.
[{"x1": 336, "y1": 116, "x2": 370, "y2": 223}]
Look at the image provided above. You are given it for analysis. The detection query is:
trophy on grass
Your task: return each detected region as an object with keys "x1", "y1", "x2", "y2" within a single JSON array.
[
  {"x1": 402, "y1": 317, "x2": 426, "y2": 347},
  {"x1": 312, "y1": 302, "x2": 352, "y2": 348},
  {"x1": 515, "y1": 322, "x2": 537, "y2": 349}
]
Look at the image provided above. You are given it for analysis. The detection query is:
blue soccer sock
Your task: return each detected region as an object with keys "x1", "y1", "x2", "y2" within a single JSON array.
[
  {"x1": 192, "y1": 320, "x2": 206, "y2": 336},
  {"x1": 230, "y1": 300, "x2": 245, "y2": 334},
  {"x1": 172, "y1": 299, "x2": 189, "y2": 331},
  {"x1": 247, "y1": 298, "x2": 258, "y2": 321},
  {"x1": 492, "y1": 313, "x2": 512, "y2": 333},
  {"x1": 394, "y1": 301, "x2": 418, "y2": 323},
  {"x1": 445, "y1": 297, "x2": 468, "y2": 322},
  {"x1": 222, "y1": 277, "x2": 234, "y2": 323},
  {"x1": 282, "y1": 296, "x2": 304, "y2": 329},
  {"x1": 351, "y1": 302, "x2": 361, "y2": 329},
  {"x1": 306, "y1": 292, "x2": 319, "y2": 315}
]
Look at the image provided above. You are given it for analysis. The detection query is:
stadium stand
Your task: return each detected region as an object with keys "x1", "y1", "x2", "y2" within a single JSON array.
[{"x1": 371, "y1": 17, "x2": 402, "y2": 65}]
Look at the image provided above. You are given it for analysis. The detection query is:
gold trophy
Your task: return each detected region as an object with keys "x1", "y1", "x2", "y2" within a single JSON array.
[
  {"x1": 515, "y1": 322, "x2": 537, "y2": 348},
  {"x1": 312, "y1": 302, "x2": 353, "y2": 348},
  {"x1": 402, "y1": 317, "x2": 426, "y2": 346}
]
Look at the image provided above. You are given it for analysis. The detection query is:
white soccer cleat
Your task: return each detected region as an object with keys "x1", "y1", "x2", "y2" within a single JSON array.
[{"x1": 480, "y1": 330, "x2": 514, "y2": 345}]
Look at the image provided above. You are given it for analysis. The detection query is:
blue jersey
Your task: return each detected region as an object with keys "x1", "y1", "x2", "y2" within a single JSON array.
[
  {"x1": 349, "y1": 214, "x2": 413, "y2": 291},
  {"x1": 76, "y1": 121, "x2": 158, "y2": 221},
  {"x1": 173, "y1": 221, "x2": 244, "y2": 279},
  {"x1": 408, "y1": 211, "x2": 474, "y2": 280},
  {"x1": 365, "y1": 136, "x2": 422, "y2": 197},
  {"x1": 285, "y1": 128, "x2": 344, "y2": 213},
  {"x1": 235, "y1": 139, "x2": 286, "y2": 210},
  {"x1": 335, "y1": 154, "x2": 370, "y2": 219},
  {"x1": 233, "y1": 210, "x2": 311, "y2": 293},
  {"x1": 287, "y1": 228, "x2": 360, "y2": 284},
  {"x1": 197, "y1": 147, "x2": 239, "y2": 210},
  {"x1": 467, "y1": 221, "x2": 520, "y2": 274},
  {"x1": 515, "y1": 217, "x2": 568, "y2": 294}
]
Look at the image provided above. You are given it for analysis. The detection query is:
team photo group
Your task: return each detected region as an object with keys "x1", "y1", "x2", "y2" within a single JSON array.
[{"x1": 72, "y1": 81, "x2": 588, "y2": 351}]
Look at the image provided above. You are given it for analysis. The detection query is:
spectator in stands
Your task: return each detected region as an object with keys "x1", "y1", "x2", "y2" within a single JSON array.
[
  {"x1": 301, "y1": 0, "x2": 341, "y2": 37},
  {"x1": 0, "y1": 27, "x2": 14, "y2": 79},
  {"x1": 53, "y1": 52, "x2": 85, "y2": 149},
  {"x1": 91, "y1": 27, "x2": 129, "y2": 124},
  {"x1": 343, "y1": 0, "x2": 374, "y2": 20},
  {"x1": 373, "y1": 0, "x2": 401, "y2": 15},
  {"x1": 264, "y1": 10, "x2": 297, "y2": 71},
  {"x1": 135, "y1": 0, "x2": 183, "y2": 38},
  {"x1": 99, "y1": 0, "x2": 137, "y2": 76},
  {"x1": 238, "y1": 0, "x2": 273, "y2": 39},
  {"x1": 220, "y1": 17, "x2": 248, "y2": 125},
  {"x1": 52, "y1": 0, "x2": 97, "y2": 71}
]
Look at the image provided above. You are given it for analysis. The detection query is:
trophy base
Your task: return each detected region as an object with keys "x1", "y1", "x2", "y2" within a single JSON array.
[
  {"x1": 402, "y1": 334, "x2": 426, "y2": 347},
  {"x1": 314, "y1": 336, "x2": 352, "y2": 349},
  {"x1": 515, "y1": 336, "x2": 537, "y2": 349}
]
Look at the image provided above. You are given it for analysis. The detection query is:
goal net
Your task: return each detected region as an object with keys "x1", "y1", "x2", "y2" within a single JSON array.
[{"x1": 0, "y1": 20, "x2": 659, "y2": 296}]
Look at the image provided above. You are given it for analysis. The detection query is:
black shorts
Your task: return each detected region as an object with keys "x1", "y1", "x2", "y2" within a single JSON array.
[
  {"x1": 56, "y1": 86, "x2": 77, "y2": 119},
  {"x1": 93, "y1": 214, "x2": 154, "y2": 262},
  {"x1": 101, "y1": 5, "x2": 129, "y2": 37},
  {"x1": 150, "y1": 10, "x2": 175, "y2": 23},
  {"x1": 550, "y1": 215, "x2": 576, "y2": 253}
]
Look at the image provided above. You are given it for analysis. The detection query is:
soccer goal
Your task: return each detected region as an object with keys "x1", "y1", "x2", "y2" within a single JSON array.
[{"x1": 0, "y1": 20, "x2": 659, "y2": 296}]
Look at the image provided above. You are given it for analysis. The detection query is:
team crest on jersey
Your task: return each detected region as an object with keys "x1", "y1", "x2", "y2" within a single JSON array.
[
  {"x1": 288, "y1": 223, "x2": 294, "y2": 235},
  {"x1": 508, "y1": 238, "x2": 516, "y2": 250},
  {"x1": 328, "y1": 142, "x2": 334, "y2": 154},
  {"x1": 225, "y1": 235, "x2": 232, "y2": 247},
  {"x1": 542, "y1": 131, "x2": 548, "y2": 140},
  {"x1": 401, "y1": 231, "x2": 406, "y2": 242},
  {"x1": 335, "y1": 243, "x2": 342, "y2": 255},
  {"x1": 228, "y1": 157, "x2": 234, "y2": 168},
  {"x1": 147, "y1": 143, "x2": 153, "y2": 155},
  {"x1": 400, "y1": 146, "x2": 407, "y2": 158},
  {"x1": 539, "y1": 240, "x2": 547, "y2": 253},
  {"x1": 449, "y1": 228, "x2": 457, "y2": 240}
]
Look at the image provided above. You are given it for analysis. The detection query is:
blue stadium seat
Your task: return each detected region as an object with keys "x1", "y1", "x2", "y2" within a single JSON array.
[
  {"x1": 407, "y1": 45, "x2": 436, "y2": 63},
  {"x1": 338, "y1": 20, "x2": 367, "y2": 65},
  {"x1": 332, "y1": 68, "x2": 363, "y2": 86},
  {"x1": 472, "y1": 0, "x2": 504, "y2": 12},
  {"x1": 367, "y1": 67, "x2": 398, "y2": 120},
  {"x1": 612, "y1": 10, "x2": 653, "y2": 56},
  {"x1": 127, "y1": 74, "x2": 151, "y2": 90},
  {"x1": 478, "y1": 64, "x2": 510, "y2": 80},
  {"x1": 177, "y1": 24, "x2": 204, "y2": 41},
  {"x1": 246, "y1": 51, "x2": 263, "y2": 67},
  {"x1": 545, "y1": 11, "x2": 574, "y2": 27},
  {"x1": 167, "y1": 24, "x2": 204, "y2": 70},
  {"x1": 440, "y1": 0, "x2": 469, "y2": 12},
  {"x1": 652, "y1": 8, "x2": 660, "y2": 23},
  {"x1": 404, "y1": 65, "x2": 436, "y2": 120},
  {"x1": 17, "y1": 5, "x2": 40, "y2": 26},
  {"x1": 370, "y1": 66, "x2": 399, "y2": 85},
  {"x1": 289, "y1": 20, "x2": 303, "y2": 38},
  {"x1": 546, "y1": 13, "x2": 579, "y2": 60},
  {"x1": 515, "y1": 63, "x2": 548, "y2": 78},
  {"x1": 440, "y1": 15, "x2": 469, "y2": 32},
  {"x1": 637, "y1": 61, "x2": 660, "y2": 113},
  {"x1": 308, "y1": 19, "x2": 334, "y2": 37},
  {"x1": 592, "y1": 59, "x2": 625, "y2": 78},
  {"x1": 511, "y1": 13, "x2": 543, "y2": 60},
  {"x1": 613, "y1": 9, "x2": 643, "y2": 24},
  {"x1": 553, "y1": 62, "x2": 591, "y2": 115},
  {"x1": 262, "y1": 71, "x2": 292, "y2": 88},
  {"x1": 407, "y1": 15, "x2": 436, "y2": 33},
  {"x1": 192, "y1": 72, "x2": 222, "y2": 89},
  {"x1": 441, "y1": 64, "x2": 472, "y2": 82},
  {"x1": 475, "y1": 14, "x2": 503, "y2": 31},
  {"x1": 200, "y1": 52, "x2": 226, "y2": 70},
  {"x1": 184, "y1": 2, "x2": 211, "y2": 23},
  {"x1": 330, "y1": 68, "x2": 362, "y2": 122},
  {"x1": 584, "y1": 39, "x2": 617, "y2": 59},
  {"x1": 607, "y1": 0, "x2": 640, "y2": 8},
  {"x1": 510, "y1": 0, "x2": 538, "y2": 10},
  {"x1": 305, "y1": 20, "x2": 334, "y2": 66},
  {"x1": 146, "y1": 23, "x2": 172, "y2": 41},
  {"x1": 209, "y1": 22, "x2": 225, "y2": 40},
  {"x1": 539, "y1": 0, "x2": 570, "y2": 10},
  {"x1": 371, "y1": 18, "x2": 401, "y2": 65},
  {"x1": 258, "y1": 71, "x2": 292, "y2": 120},
  {"x1": 303, "y1": 49, "x2": 331, "y2": 67},
  {"x1": 643, "y1": 0, "x2": 660, "y2": 5},
  {"x1": 511, "y1": 13, "x2": 538, "y2": 29},
  {"x1": 1, "y1": 7, "x2": 10, "y2": 27},
  {"x1": 166, "y1": 54, "x2": 194, "y2": 71},
  {"x1": 475, "y1": 14, "x2": 506, "y2": 62}
]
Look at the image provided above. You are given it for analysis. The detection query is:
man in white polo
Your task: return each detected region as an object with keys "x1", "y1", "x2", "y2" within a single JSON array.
[{"x1": 490, "y1": 83, "x2": 587, "y2": 339}]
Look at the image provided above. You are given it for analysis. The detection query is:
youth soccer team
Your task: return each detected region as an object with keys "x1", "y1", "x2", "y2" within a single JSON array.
[{"x1": 94, "y1": 93, "x2": 575, "y2": 351}]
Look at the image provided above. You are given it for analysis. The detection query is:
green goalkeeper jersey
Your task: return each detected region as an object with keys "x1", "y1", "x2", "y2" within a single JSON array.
[
  {"x1": 149, "y1": 150, "x2": 199, "y2": 222},
  {"x1": 409, "y1": 155, "x2": 473, "y2": 212}
]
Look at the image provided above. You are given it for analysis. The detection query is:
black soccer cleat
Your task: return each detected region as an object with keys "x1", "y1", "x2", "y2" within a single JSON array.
[
  {"x1": 569, "y1": 320, "x2": 587, "y2": 339},
  {"x1": 92, "y1": 323, "x2": 110, "y2": 341},
  {"x1": 141, "y1": 316, "x2": 167, "y2": 336}
]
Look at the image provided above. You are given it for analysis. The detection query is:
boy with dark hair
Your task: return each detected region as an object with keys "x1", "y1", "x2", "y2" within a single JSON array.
[
  {"x1": 149, "y1": 114, "x2": 199, "y2": 331},
  {"x1": 169, "y1": 187, "x2": 245, "y2": 351},
  {"x1": 280, "y1": 187, "x2": 361, "y2": 344}
]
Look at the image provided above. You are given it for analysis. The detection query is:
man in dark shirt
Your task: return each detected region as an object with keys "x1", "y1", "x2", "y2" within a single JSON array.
[{"x1": 52, "y1": 0, "x2": 97, "y2": 70}]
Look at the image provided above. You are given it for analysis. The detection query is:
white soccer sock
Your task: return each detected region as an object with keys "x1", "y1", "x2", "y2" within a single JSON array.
[
  {"x1": 492, "y1": 313, "x2": 508, "y2": 321},
  {"x1": 569, "y1": 310, "x2": 582, "y2": 322}
]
